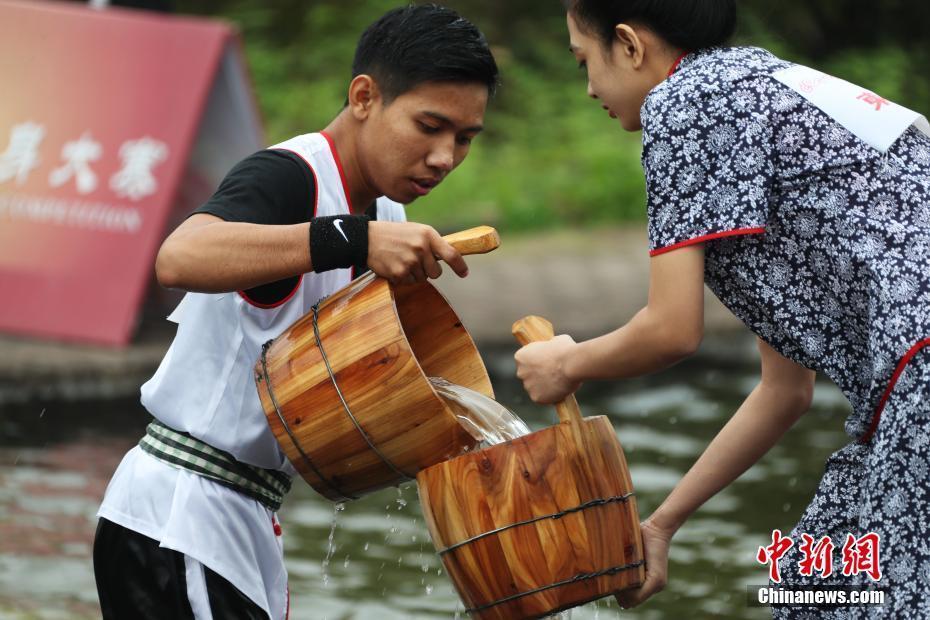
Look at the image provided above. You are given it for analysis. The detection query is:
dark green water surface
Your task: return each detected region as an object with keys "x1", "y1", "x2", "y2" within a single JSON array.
[{"x1": 0, "y1": 339, "x2": 853, "y2": 619}]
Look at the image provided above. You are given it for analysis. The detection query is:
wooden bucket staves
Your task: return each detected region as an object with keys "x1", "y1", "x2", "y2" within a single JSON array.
[
  {"x1": 417, "y1": 316, "x2": 645, "y2": 619},
  {"x1": 255, "y1": 226, "x2": 500, "y2": 502}
]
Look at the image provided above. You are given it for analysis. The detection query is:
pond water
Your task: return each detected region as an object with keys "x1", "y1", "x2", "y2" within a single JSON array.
[{"x1": 0, "y1": 339, "x2": 853, "y2": 619}]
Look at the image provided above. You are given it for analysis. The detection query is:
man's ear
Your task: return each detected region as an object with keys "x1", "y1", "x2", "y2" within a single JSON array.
[
  {"x1": 614, "y1": 24, "x2": 646, "y2": 69},
  {"x1": 347, "y1": 74, "x2": 381, "y2": 120}
]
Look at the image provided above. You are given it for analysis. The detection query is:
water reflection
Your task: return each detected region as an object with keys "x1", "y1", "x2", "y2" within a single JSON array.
[{"x1": 0, "y1": 343, "x2": 852, "y2": 619}]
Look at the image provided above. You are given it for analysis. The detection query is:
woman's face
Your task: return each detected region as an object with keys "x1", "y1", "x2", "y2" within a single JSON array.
[{"x1": 566, "y1": 12, "x2": 661, "y2": 131}]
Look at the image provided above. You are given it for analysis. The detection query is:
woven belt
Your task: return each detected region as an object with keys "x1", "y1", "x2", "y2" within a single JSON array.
[{"x1": 139, "y1": 419, "x2": 292, "y2": 512}]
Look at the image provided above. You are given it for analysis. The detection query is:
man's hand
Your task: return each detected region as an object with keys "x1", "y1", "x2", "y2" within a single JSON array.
[
  {"x1": 615, "y1": 519, "x2": 673, "y2": 609},
  {"x1": 367, "y1": 221, "x2": 468, "y2": 285}
]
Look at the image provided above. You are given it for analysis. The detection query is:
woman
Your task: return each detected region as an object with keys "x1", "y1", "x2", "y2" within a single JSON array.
[{"x1": 515, "y1": 1, "x2": 930, "y2": 616}]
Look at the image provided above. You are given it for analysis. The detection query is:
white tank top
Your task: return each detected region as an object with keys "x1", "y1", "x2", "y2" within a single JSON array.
[
  {"x1": 99, "y1": 132, "x2": 405, "y2": 619},
  {"x1": 140, "y1": 131, "x2": 406, "y2": 469}
]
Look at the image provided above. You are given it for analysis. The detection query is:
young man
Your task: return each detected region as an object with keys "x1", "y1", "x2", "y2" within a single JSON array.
[{"x1": 93, "y1": 6, "x2": 498, "y2": 618}]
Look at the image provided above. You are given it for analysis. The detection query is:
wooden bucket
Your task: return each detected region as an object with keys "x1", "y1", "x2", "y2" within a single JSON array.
[
  {"x1": 255, "y1": 227, "x2": 500, "y2": 502},
  {"x1": 417, "y1": 316, "x2": 645, "y2": 619}
]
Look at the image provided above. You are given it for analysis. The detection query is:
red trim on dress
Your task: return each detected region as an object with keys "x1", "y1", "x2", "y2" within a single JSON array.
[
  {"x1": 320, "y1": 131, "x2": 354, "y2": 213},
  {"x1": 859, "y1": 337, "x2": 930, "y2": 444},
  {"x1": 649, "y1": 227, "x2": 766, "y2": 257},
  {"x1": 668, "y1": 51, "x2": 690, "y2": 77},
  {"x1": 236, "y1": 145, "x2": 320, "y2": 309}
]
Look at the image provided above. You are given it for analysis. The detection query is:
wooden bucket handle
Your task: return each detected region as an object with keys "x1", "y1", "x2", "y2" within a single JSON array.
[
  {"x1": 512, "y1": 316, "x2": 584, "y2": 426},
  {"x1": 442, "y1": 226, "x2": 500, "y2": 255}
]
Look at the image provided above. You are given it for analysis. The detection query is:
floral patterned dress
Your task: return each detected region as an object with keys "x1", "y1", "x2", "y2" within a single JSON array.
[{"x1": 642, "y1": 46, "x2": 930, "y2": 617}]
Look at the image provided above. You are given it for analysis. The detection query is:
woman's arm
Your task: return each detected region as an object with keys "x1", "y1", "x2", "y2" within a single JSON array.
[
  {"x1": 154, "y1": 214, "x2": 468, "y2": 293},
  {"x1": 515, "y1": 245, "x2": 705, "y2": 404},
  {"x1": 616, "y1": 338, "x2": 815, "y2": 608}
]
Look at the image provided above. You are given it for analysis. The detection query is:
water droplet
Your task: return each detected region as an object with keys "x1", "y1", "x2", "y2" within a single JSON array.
[
  {"x1": 425, "y1": 584, "x2": 434, "y2": 595},
  {"x1": 782, "y1": 503, "x2": 792, "y2": 512},
  {"x1": 321, "y1": 503, "x2": 344, "y2": 588},
  {"x1": 364, "y1": 542, "x2": 370, "y2": 551},
  {"x1": 669, "y1": 415, "x2": 677, "y2": 425}
]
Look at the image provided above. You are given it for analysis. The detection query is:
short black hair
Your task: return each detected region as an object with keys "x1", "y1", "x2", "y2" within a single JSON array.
[
  {"x1": 352, "y1": 4, "x2": 499, "y2": 103},
  {"x1": 563, "y1": 0, "x2": 736, "y2": 51}
]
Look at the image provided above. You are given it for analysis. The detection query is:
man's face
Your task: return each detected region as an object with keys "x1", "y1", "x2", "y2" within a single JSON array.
[{"x1": 356, "y1": 80, "x2": 489, "y2": 204}]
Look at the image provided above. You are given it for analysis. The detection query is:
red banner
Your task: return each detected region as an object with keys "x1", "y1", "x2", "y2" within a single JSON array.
[{"x1": 0, "y1": 0, "x2": 263, "y2": 345}]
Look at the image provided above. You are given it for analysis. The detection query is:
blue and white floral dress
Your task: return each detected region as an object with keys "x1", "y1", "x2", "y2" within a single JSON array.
[{"x1": 642, "y1": 46, "x2": 930, "y2": 618}]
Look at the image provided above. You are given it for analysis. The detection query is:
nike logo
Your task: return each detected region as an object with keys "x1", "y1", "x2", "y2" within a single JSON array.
[{"x1": 333, "y1": 218, "x2": 349, "y2": 243}]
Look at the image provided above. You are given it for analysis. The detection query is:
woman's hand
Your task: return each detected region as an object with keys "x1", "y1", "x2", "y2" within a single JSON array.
[
  {"x1": 615, "y1": 518, "x2": 673, "y2": 609},
  {"x1": 514, "y1": 335, "x2": 581, "y2": 404}
]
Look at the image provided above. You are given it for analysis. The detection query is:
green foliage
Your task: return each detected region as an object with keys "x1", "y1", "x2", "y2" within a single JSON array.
[{"x1": 176, "y1": 1, "x2": 930, "y2": 232}]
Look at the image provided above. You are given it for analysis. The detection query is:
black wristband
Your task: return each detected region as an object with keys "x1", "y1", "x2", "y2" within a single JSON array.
[{"x1": 310, "y1": 214, "x2": 369, "y2": 272}]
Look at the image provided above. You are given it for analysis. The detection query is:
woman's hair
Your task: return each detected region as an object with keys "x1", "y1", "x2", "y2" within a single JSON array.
[{"x1": 562, "y1": 0, "x2": 736, "y2": 51}]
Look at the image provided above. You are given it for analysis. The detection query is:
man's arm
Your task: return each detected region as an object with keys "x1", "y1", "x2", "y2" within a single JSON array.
[
  {"x1": 515, "y1": 245, "x2": 705, "y2": 403},
  {"x1": 616, "y1": 338, "x2": 815, "y2": 608},
  {"x1": 155, "y1": 214, "x2": 469, "y2": 293},
  {"x1": 155, "y1": 213, "x2": 311, "y2": 293}
]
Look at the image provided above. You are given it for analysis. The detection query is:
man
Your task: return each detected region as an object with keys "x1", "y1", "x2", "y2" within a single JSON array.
[{"x1": 93, "y1": 6, "x2": 498, "y2": 618}]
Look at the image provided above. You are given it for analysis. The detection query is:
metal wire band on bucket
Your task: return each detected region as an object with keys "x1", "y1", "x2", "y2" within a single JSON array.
[
  {"x1": 259, "y1": 340, "x2": 357, "y2": 501},
  {"x1": 438, "y1": 492, "x2": 635, "y2": 555},
  {"x1": 310, "y1": 303, "x2": 413, "y2": 483},
  {"x1": 464, "y1": 559, "x2": 646, "y2": 614}
]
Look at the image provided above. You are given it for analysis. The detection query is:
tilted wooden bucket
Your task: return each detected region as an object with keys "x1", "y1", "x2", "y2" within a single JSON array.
[
  {"x1": 417, "y1": 316, "x2": 645, "y2": 619},
  {"x1": 255, "y1": 227, "x2": 500, "y2": 502}
]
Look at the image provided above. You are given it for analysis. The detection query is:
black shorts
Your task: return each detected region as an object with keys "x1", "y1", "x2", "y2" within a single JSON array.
[{"x1": 93, "y1": 518, "x2": 270, "y2": 619}]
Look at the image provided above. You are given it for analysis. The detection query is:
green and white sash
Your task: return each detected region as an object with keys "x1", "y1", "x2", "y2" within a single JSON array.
[{"x1": 139, "y1": 419, "x2": 292, "y2": 512}]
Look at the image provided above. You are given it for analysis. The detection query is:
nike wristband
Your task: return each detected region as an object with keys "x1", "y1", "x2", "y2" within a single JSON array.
[{"x1": 309, "y1": 214, "x2": 369, "y2": 273}]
